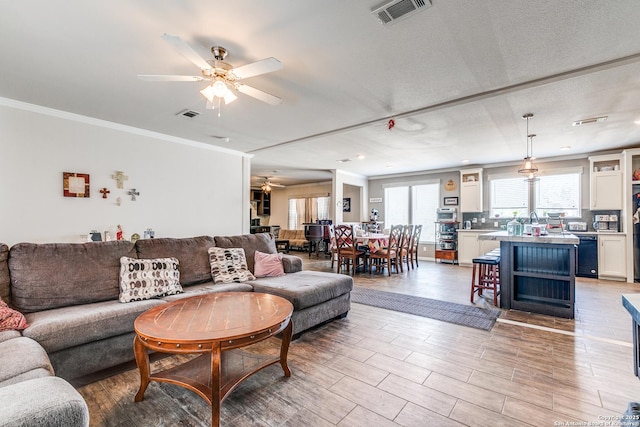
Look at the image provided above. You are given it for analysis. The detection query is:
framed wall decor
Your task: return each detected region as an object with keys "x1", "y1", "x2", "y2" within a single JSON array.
[
  {"x1": 342, "y1": 198, "x2": 351, "y2": 212},
  {"x1": 443, "y1": 196, "x2": 458, "y2": 206},
  {"x1": 63, "y1": 172, "x2": 90, "y2": 197}
]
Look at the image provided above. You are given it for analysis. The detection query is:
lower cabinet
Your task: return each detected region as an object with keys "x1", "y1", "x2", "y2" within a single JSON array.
[
  {"x1": 598, "y1": 234, "x2": 626, "y2": 281},
  {"x1": 458, "y1": 231, "x2": 501, "y2": 266},
  {"x1": 458, "y1": 231, "x2": 480, "y2": 266}
]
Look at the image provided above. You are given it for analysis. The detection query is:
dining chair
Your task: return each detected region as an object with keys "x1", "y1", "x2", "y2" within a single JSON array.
[
  {"x1": 408, "y1": 224, "x2": 422, "y2": 268},
  {"x1": 399, "y1": 225, "x2": 413, "y2": 272},
  {"x1": 369, "y1": 224, "x2": 402, "y2": 276},
  {"x1": 329, "y1": 224, "x2": 338, "y2": 269},
  {"x1": 334, "y1": 224, "x2": 366, "y2": 276}
]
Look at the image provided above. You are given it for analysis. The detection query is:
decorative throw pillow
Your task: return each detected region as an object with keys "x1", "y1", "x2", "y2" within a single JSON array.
[
  {"x1": 119, "y1": 257, "x2": 183, "y2": 303},
  {"x1": 254, "y1": 251, "x2": 285, "y2": 278},
  {"x1": 0, "y1": 300, "x2": 28, "y2": 331},
  {"x1": 208, "y1": 247, "x2": 255, "y2": 283}
]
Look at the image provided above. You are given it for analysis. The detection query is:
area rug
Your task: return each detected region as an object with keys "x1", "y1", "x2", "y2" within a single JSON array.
[{"x1": 350, "y1": 286, "x2": 501, "y2": 331}]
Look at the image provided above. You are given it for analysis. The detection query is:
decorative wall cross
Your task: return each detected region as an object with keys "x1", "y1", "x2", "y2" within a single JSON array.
[
  {"x1": 99, "y1": 188, "x2": 110, "y2": 199},
  {"x1": 128, "y1": 188, "x2": 140, "y2": 201},
  {"x1": 112, "y1": 171, "x2": 128, "y2": 189}
]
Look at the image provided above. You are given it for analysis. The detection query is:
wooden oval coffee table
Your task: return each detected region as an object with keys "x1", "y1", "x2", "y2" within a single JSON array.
[{"x1": 133, "y1": 292, "x2": 293, "y2": 427}]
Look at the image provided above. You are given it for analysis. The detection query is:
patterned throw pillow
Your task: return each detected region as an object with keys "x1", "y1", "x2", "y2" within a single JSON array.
[
  {"x1": 0, "y1": 300, "x2": 28, "y2": 331},
  {"x1": 119, "y1": 257, "x2": 183, "y2": 303},
  {"x1": 254, "y1": 250, "x2": 285, "y2": 278},
  {"x1": 208, "y1": 247, "x2": 255, "y2": 283}
]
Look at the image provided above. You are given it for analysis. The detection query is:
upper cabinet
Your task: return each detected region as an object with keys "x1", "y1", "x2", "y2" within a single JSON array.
[
  {"x1": 589, "y1": 154, "x2": 622, "y2": 210},
  {"x1": 460, "y1": 168, "x2": 483, "y2": 213},
  {"x1": 251, "y1": 190, "x2": 270, "y2": 215}
]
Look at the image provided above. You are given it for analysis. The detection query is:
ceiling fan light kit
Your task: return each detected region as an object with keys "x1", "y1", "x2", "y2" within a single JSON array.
[{"x1": 138, "y1": 34, "x2": 283, "y2": 110}]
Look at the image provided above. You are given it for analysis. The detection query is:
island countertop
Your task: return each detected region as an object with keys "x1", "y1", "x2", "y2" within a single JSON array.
[{"x1": 477, "y1": 230, "x2": 579, "y2": 245}]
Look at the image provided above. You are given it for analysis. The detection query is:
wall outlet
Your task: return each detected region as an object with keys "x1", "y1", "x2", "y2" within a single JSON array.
[
  {"x1": 494, "y1": 221, "x2": 499, "y2": 227},
  {"x1": 423, "y1": 247, "x2": 428, "y2": 252}
]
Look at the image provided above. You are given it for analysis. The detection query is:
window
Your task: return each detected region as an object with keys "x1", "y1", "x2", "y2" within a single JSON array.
[
  {"x1": 384, "y1": 182, "x2": 439, "y2": 242},
  {"x1": 288, "y1": 196, "x2": 330, "y2": 229},
  {"x1": 534, "y1": 173, "x2": 581, "y2": 217},
  {"x1": 489, "y1": 169, "x2": 582, "y2": 219},
  {"x1": 490, "y1": 177, "x2": 529, "y2": 218}
]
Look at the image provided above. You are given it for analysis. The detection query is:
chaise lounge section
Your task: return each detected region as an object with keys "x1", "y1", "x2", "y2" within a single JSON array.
[{"x1": 0, "y1": 233, "x2": 352, "y2": 425}]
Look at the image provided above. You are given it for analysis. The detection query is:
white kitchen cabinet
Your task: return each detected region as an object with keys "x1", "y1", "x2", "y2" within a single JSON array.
[
  {"x1": 460, "y1": 168, "x2": 483, "y2": 213},
  {"x1": 458, "y1": 230, "x2": 500, "y2": 266},
  {"x1": 457, "y1": 231, "x2": 481, "y2": 266},
  {"x1": 589, "y1": 155, "x2": 622, "y2": 210},
  {"x1": 480, "y1": 239, "x2": 500, "y2": 254},
  {"x1": 598, "y1": 234, "x2": 626, "y2": 281}
]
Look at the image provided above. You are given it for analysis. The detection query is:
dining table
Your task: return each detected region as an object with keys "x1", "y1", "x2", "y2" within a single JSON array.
[{"x1": 354, "y1": 233, "x2": 389, "y2": 253}]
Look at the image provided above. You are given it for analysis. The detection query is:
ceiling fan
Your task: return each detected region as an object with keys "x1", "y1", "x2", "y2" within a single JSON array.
[
  {"x1": 138, "y1": 34, "x2": 283, "y2": 109},
  {"x1": 260, "y1": 177, "x2": 285, "y2": 193}
]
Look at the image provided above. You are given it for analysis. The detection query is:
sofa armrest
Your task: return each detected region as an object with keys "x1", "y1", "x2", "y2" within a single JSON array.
[
  {"x1": 0, "y1": 376, "x2": 89, "y2": 426},
  {"x1": 281, "y1": 254, "x2": 303, "y2": 273}
]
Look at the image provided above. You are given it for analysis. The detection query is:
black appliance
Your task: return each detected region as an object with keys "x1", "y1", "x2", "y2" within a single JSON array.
[{"x1": 576, "y1": 235, "x2": 598, "y2": 278}]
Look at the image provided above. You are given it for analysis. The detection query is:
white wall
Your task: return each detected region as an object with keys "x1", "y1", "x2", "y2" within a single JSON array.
[{"x1": 0, "y1": 100, "x2": 249, "y2": 245}]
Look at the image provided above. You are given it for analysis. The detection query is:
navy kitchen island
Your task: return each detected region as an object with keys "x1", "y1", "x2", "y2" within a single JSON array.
[{"x1": 478, "y1": 231, "x2": 579, "y2": 319}]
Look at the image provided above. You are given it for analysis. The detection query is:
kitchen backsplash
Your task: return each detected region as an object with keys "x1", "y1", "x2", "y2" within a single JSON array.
[{"x1": 461, "y1": 209, "x2": 621, "y2": 232}]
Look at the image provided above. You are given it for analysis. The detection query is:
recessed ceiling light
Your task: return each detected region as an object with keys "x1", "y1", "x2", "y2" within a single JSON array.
[
  {"x1": 386, "y1": 165, "x2": 393, "y2": 168},
  {"x1": 356, "y1": 154, "x2": 365, "y2": 160},
  {"x1": 210, "y1": 135, "x2": 230, "y2": 142},
  {"x1": 634, "y1": 119, "x2": 640, "y2": 125},
  {"x1": 560, "y1": 145, "x2": 571, "y2": 150},
  {"x1": 461, "y1": 159, "x2": 469, "y2": 163}
]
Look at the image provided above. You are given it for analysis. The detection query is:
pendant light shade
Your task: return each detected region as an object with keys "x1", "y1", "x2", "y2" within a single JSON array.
[{"x1": 518, "y1": 113, "x2": 539, "y2": 181}]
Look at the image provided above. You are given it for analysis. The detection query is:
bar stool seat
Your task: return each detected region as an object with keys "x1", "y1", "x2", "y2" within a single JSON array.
[{"x1": 471, "y1": 254, "x2": 500, "y2": 306}]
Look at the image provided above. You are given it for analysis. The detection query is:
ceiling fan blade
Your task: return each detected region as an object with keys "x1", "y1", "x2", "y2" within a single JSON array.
[
  {"x1": 229, "y1": 57, "x2": 283, "y2": 80},
  {"x1": 237, "y1": 84, "x2": 282, "y2": 105},
  {"x1": 161, "y1": 33, "x2": 212, "y2": 71},
  {"x1": 138, "y1": 75, "x2": 205, "y2": 82},
  {"x1": 270, "y1": 183, "x2": 286, "y2": 188}
]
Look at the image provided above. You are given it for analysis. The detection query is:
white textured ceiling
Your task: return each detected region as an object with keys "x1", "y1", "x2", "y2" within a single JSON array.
[{"x1": 2, "y1": 1, "x2": 640, "y2": 187}]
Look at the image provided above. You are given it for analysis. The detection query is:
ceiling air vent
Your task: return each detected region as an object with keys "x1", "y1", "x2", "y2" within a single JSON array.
[
  {"x1": 372, "y1": 0, "x2": 432, "y2": 25},
  {"x1": 177, "y1": 109, "x2": 200, "y2": 118},
  {"x1": 572, "y1": 116, "x2": 607, "y2": 126}
]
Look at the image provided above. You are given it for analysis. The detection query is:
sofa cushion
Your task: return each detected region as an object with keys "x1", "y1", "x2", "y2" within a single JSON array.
[
  {"x1": 208, "y1": 247, "x2": 255, "y2": 284},
  {"x1": 118, "y1": 256, "x2": 182, "y2": 303},
  {"x1": 21, "y1": 299, "x2": 165, "y2": 353},
  {"x1": 250, "y1": 271, "x2": 353, "y2": 310},
  {"x1": 254, "y1": 251, "x2": 285, "y2": 278},
  {"x1": 161, "y1": 281, "x2": 253, "y2": 302},
  {"x1": 9, "y1": 241, "x2": 137, "y2": 313},
  {"x1": 214, "y1": 233, "x2": 276, "y2": 273},
  {"x1": 0, "y1": 299, "x2": 28, "y2": 331},
  {"x1": 0, "y1": 376, "x2": 90, "y2": 427},
  {"x1": 0, "y1": 243, "x2": 9, "y2": 304},
  {"x1": 0, "y1": 336, "x2": 53, "y2": 387},
  {"x1": 135, "y1": 236, "x2": 216, "y2": 287}
]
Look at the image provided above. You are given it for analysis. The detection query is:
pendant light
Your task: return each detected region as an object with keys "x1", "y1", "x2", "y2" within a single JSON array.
[{"x1": 518, "y1": 113, "x2": 539, "y2": 181}]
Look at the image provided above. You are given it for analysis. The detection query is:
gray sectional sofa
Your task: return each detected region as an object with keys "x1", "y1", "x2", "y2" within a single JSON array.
[{"x1": 0, "y1": 233, "x2": 353, "y2": 426}]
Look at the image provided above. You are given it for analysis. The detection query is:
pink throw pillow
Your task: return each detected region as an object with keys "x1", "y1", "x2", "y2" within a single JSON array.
[
  {"x1": 254, "y1": 251, "x2": 285, "y2": 278},
  {"x1": 0, "y1": 300, "x2": 28, "y2": 331}
]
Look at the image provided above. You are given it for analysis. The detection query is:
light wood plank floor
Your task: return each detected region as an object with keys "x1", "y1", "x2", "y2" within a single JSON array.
[{"x1": 77, "y1": 254, "x2": 640, "y2": 426}]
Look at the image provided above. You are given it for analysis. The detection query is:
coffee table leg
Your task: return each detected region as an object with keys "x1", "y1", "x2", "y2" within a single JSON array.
[
  {"x1": 133, "y1": 335, "x2": 150, "y2": 402},
  {"x1": 280, "y1": 319, "x2": 293, "y2": 377},
  {"x1": 210, "y1": 347, "x2": 222, "y2": 426}
]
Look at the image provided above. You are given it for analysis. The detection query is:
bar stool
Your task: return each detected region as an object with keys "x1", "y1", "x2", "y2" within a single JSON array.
[{"x1": 470, "y1": 254, "x2": 500, "y2": 306}]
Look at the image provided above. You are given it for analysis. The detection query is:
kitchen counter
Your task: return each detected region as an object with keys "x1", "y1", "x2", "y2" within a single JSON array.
[
  {"x1": 477, "y1": 230, "x2": 579, "y2": 245},
  {"x1": 486, "y1": 231, "x2": 577, "y2": 319}
]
